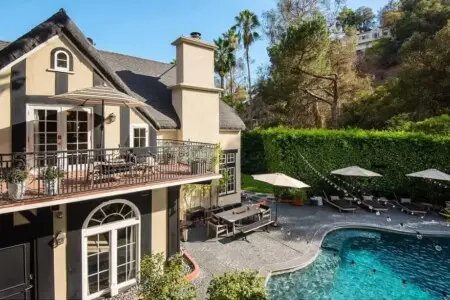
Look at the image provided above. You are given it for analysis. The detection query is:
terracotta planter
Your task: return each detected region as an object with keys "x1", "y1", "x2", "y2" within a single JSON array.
[
  {"x1": 7, "y1": 182, "x2": 26, "y2": 200},
  {"x1": 291, "y1": 197, "x2": 305, "y2": 206}
]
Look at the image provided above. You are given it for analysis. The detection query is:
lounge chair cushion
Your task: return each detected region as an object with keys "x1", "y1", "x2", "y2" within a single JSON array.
[
  {"x1": 330, "y1": 196, "x2": 340, "y2": 201},
  {"x1": 401, "y1": 198, "x2": 412, "y2": 203},
  {"x1": 363, "y1": 195, "x2": 374, "y2": 201}
]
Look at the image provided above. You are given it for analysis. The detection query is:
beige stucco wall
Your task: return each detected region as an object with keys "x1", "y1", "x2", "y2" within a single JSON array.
[
  {"x1": 53, "y1": 204, "x2": 67, "y2": 300},
  {"x1": 0, "y1": 67, "x2": 11, "y2": 153},
  {"x1": 104, "y1": 105, "x2": 121, "y2": 148},
  {"x1": 173, "y1": 89, "x2": 219, "y2": 144},
  {"x1": 177, "y1": 42, "x2": 214, "y2": 88},
  {"x1": 26, "y1": 35, "x2": 93, "y2": 96},
  {"x1": 157, "y1": 130, "x2": 179, "y2": 140},
  {"x1": 130, "y1": 109, "x2": 148, "y2": 125},
  {"x1": 151, "y1": 188, "x2": 168, "y2": 256}
]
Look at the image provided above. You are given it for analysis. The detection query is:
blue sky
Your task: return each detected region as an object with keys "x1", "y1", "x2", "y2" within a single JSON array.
[{"x1": 0, "y1": 0, "x2": 386, "y2": 75}]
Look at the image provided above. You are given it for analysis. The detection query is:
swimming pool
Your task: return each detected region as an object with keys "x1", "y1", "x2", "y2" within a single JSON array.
[{"x1": 267, "y1": 228, "x2": 450, "y2": 300}]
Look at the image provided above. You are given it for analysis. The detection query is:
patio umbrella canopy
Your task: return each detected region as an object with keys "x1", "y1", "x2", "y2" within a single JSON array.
[
  {"x1": 331, "y1": 166, "x2": 382, "y2": 177},
  {"x1": 252, "y1": 173, "x2": 310, "y2": 189},
  {"x1": 52, "y1": 85, "x2": 147, "y2": 148},
  {"x1": 252, "y1": 173, "x2": 310, "y2": 225},
  {"x1": 407, "y1": 169, "x2": 450, "y2": 182}
]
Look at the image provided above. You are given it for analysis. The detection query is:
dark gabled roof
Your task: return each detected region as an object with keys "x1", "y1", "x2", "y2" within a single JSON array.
[
  {"x1": 99, "y1": 51, "x2": 245, "y2": 130},
  {"x1": 0, "y1": 41, "x2": 8, "y2": 51},
  {"x1": 0, "y1": 9, "x2": 245, "y2": 131}
]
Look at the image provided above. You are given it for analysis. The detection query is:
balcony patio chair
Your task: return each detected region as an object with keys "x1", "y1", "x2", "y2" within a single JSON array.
[{"x1": 206, "y1": 216, "x2": 228, "y2": 239}]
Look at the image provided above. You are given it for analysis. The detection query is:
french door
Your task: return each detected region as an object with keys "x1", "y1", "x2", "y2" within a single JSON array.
[
  {"x1": 82, "y1": 220, "x2": 139, "y2": 299},
  {"x1": 26, "y1": 105, "x2": 92, "y2": 168}
]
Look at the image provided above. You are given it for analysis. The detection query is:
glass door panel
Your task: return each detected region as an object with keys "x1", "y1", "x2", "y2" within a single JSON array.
[
  {"x1": 117, "y1": 225, "x2": 137, "y2": 284},
  {"x1": 33, "y1": 109, "x2": 59, "y2": 167},
  {"x1": 86, "y1": 232, "x2": 110, "y2": 296},
  {"x1": 66, "y1": 110, "x2": 90, "y2": 165}
]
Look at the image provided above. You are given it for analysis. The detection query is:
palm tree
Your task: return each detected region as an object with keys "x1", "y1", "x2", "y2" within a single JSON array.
[
  {"x1": 214, "y1": 37, "x2": 235, "y2": 90},
  {"x1": 222, "y1": 29, "x2": 239, "y2": 96},
  {"x1": 233, "y1": 10, "x2": 260, "y2": 125}
]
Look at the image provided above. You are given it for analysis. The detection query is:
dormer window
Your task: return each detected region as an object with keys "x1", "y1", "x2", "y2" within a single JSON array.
[
  {"x1": 50, "y1": 47, "x2": 73, "y2": 72},
  {"x1": 55, "y1": 50, "x2": 69, "y2": 71}
]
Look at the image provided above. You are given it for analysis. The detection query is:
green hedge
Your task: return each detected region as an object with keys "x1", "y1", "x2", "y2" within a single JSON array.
[{"x1": 242, "y1": 128, "x2": 450, "y2": 203}]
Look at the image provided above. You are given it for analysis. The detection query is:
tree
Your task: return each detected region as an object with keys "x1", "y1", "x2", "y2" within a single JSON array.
[
  {"x1": 337, "y1": 6, "x2": 375, "y2": 31},
  {"x1": 263, "y1": 16, "x2": 371, "y2": 128},
  {"x1": 214, "y1": 37, "x2": 235, "y2": 90},
  {"x1": 234, "y1": 10, "x2": 261, "y2": 126},
  {"x1": 378, "y1": 0, "x2": 402, "y2": 27},
  {"x1": 138, "y1": 253, "x2": 196, "y2": 300},
  {"x1": 207, "y1": 271, "x2": 268, "y2": 300},
  {"x1": 222, "y1": 29, "x2": 239, "y2": 96}
]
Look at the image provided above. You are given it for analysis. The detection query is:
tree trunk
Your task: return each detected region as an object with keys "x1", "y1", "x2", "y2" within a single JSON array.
[
  {"x1": 331, "y1": 74, "x2": 340, "y2": 128},
  {"x1": 312, "y1": 102, "x2": 323, "y2": 128},
  {"x1": 246, "y1": 48, "x2": 253, "y2": 129},
  {"x1": 230, "y1": 70, "x2": 234, "y2": 99},
  {"x1": 220, "y1": 76, "x2": 225, "y2": 90}
]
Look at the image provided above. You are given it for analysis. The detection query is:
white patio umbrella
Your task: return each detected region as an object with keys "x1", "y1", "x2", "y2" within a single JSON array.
[
  {"x1": 252, "y1": 173, "x2": 310, "y2": 225},
  {"x1": 52, "y1": 85, "x2": 147, "y2": 148},
  {"x1": 407, "y1": 169, "x2": 450, "y2": 182},
  {"x1": 331, "y1": 166, "x2": 382, "y2": 177}
]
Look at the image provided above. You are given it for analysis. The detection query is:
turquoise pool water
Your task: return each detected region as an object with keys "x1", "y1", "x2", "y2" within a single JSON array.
[{"x1": 267, "y1": 229, "x2": 450, "y2": 300}]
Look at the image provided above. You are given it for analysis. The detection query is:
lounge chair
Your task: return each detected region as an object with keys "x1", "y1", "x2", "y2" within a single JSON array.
[
  {"x1": 360, "y1": 195, "x2": 389, "y2": 212},
  {"x1": 397, "y1": 198, "x2": 427, "y2": 215},
  {"x1": 322, "y1": 192, "x2": 358, "y2": 212}
]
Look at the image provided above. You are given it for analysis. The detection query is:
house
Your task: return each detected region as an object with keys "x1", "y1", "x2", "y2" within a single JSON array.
[
  {"x1": 0, "y1": 8, "x2": 244, "y2": 300},
  {"x1": 356, "y1": 27, "x2": 391, "y2": 52}
]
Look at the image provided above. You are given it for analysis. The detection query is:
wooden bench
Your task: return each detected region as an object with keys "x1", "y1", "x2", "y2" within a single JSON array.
[{"x1": 237, "y1": 219, "x2": 274, "y2": 241}]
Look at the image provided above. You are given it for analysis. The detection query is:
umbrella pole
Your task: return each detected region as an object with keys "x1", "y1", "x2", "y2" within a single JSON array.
[
  {"x1": 273, "y1": 187, "x2": 280, "y2": 227},
  {"x1": 101, "y1": 99, "x2": 105, "y2": 149}
]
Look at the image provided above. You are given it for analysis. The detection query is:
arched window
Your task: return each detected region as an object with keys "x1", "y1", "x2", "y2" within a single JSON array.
[
  {"x1": 50, "y1": 48, "x2": 73, "y2": 72},
  {"x1": 54, "y1": 50, "x2": 69, "y2": 71},
  {"x1": 82, "y1": 200, "x2": 140, "y2": 299}
]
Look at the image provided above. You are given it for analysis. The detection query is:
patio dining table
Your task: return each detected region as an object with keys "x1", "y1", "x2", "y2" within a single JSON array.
[{"x1": 214, "y1": 205, "x2": 263, "y2": 236}]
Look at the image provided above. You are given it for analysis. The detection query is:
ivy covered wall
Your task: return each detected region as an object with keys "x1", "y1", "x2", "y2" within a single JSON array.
[{"x1": 242, "y1": 128, "x2": 450, "y2": 203}]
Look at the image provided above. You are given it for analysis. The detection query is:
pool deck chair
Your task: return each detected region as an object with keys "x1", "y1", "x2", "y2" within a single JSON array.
[
  {"x1": 397, "y1": 198, "x2": 427, "y2": 216},
  {"x1": 322, "y1": 192, "x2": 358, "y2": 213},
  {"x1": 360, "y1": 195, "x2": 389, "y2": 212}
]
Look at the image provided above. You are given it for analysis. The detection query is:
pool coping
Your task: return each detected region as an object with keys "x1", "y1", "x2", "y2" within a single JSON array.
[{"x1": 262, "y1": 222, "x2": 450, "y2": 285}]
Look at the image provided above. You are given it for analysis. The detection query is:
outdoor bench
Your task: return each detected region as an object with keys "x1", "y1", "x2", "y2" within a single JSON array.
[{"x1": 238, "y1": 219, "x2": 274, "y2": 241}]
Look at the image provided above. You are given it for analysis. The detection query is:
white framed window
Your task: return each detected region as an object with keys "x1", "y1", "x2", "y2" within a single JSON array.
[
  {"x1": 219, "y1": 150, "x2": 237, "y2": 196},
  {"x1": 54, "y1": 50, "x2": 70, "y2": 72},
  {"x1": 130, "y1": 124, "x2": 148, "y2": 148},
  {"x1": 82, "y1": 200, "x2": 141, "y2": 299}
]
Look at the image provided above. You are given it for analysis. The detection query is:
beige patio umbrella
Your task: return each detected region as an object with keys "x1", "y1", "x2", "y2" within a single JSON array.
[
  {"x1": 52, "y1": 85, "x2": 147, "y2": 148},
  {"x1": 406, "y1": 169, "x2": 450, "y2": 182},
  {"x1": 331, "y1": 166, "x2": 382, "y2": 177},
  {"x1": 252, "y1": 173, "x2": 310, "y2": 225}
]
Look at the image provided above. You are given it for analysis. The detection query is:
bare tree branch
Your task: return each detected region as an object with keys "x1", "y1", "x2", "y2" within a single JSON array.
[
  {"x1": 298, "y1": 68, "x2": 337, "y2": 81},
  {"x1": 303, "y1": 89, "x2": 332, "y2": 105}
]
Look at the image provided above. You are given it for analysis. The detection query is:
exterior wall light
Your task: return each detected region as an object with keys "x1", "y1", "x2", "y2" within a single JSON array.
[
  {"x1": 51, "y1": 231, "x2": 66, "y2": 248},
  {"x1": 105, "y1": 112, "x2": 116, "y2": 124}
]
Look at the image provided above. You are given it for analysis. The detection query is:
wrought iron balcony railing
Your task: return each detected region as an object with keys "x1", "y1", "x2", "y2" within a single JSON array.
[{"x1": 0, "y1": 140, "x2": 217, "y2": 203}]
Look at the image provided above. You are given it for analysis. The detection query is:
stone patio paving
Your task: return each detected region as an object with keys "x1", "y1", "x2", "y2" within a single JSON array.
[{"x1": 183, "y1": 197, "x2": 450, "y2": 299}]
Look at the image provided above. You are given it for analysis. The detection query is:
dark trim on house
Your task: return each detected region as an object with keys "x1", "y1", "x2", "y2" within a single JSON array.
[
  {"x1": 66, "y1": 191, "x2": 152, "y2": 300},
  {"x1": 0, "y1": 208, "x2": 55, "y2": 300},
  {"x1": 223, "y1": 149, "x2": 238, "y2": 154},
  {"x1": 93, "y1": 70, "x2": 106, "y2": 87},
  {"x1": 167, "y1": 186, "x2": 180, "y2": 258},
  {"x1": 54, "y1": 72, "x2": 68, "y2": 94},
  {"x1": 120, "y1": 106, "x2": 130, "y2": 147},
  {"x1": 219, "y1": 149, "x2": 238, "y2": 197},
  {"x1": 11, "y1": 59, "x2": 27, "y2": 152},
  {"x1": 50, "y1": 47, "x2": 73, "y2": 71}
]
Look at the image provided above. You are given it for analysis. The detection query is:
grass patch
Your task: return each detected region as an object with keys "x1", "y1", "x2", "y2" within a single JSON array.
[{"x1": 242, "y1": 174, "x2": 274, "y2": 194}]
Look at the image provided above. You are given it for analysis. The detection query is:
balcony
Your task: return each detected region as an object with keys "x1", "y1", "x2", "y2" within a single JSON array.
[{"x1": 0, "y1": 140, "x2": 218, "y2": 209}]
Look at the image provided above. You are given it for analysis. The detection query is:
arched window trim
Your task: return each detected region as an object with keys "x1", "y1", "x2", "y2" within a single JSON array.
[
  {"x1": 49, "y1": 47, "x2": 74, "y2": 72},
  {"x1": 54, "y1": 50, "x2": 70, "y2": 72},
  {"x1": 82, "y1": 199, "x2": 141, "y2": 229}
]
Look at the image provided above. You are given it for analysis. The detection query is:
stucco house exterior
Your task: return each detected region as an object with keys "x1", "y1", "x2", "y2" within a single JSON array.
[{"x1": 0, "y1": 9, "x2": 244, "y2": 300}]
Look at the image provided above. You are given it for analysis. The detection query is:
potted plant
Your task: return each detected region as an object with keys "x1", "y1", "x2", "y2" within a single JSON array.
[
  {"x1": 6, "y1": 168, "x2": 28, "y2": 200},
  {"x1": 291, "y1": 189, "x2": 308, "y2": 206},
  {"x1": 42, "y1": 166, "x2": 64, "y2": 195}
]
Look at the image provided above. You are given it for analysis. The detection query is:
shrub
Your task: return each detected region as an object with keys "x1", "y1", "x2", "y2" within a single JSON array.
[
  {"x1": 6, "y1": 168, "x2": 28, "y2": 184},
  {"x1": 139, "y1": 252, "x2": 196, "y2": 300},
  {"x1": 388, "y1": 114, "x2": 450, "y2": 135},
  {"x1": 41, "y1": 166, "x2": 64, "y2": 181},
  {"x1": 242, "y1": 128, "x2": 450, "y2": 203},
  {"x1": 207, "y1": 270, "x2": 268, "y2": 300}
]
